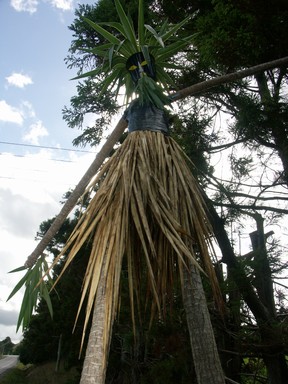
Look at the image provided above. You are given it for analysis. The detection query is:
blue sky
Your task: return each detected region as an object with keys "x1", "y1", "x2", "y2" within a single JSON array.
[
  {"x1": 0, "y1": 0, "x2": 88, "y2": 149},
  {"x1": 0, "y1": 0, "x2": 98, "y2": 343}
]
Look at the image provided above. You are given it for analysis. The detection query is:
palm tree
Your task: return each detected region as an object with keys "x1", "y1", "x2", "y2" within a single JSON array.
[
  {"x1": 44, "y1": 1, "x2": 225, "y2": 382},
  {"x1": 9, "y1": 0, "x2": 288, "y2": 381}
]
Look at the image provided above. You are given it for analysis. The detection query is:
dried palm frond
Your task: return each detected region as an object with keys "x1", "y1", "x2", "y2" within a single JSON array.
[{"x1": 49, "y1": 130, "x2": 222, "y2": 366}]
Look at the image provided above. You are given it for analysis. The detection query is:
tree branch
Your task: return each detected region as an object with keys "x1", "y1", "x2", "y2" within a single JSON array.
[
  {"x1": 170, "y1": 56, "x2": 288, "y2": 101},
  {"x1": 213, "y1": 202, "x2": 288, "y2": 215},
  {"x1": 208, "y1": 139, "x2": 246, "y2": 152}
]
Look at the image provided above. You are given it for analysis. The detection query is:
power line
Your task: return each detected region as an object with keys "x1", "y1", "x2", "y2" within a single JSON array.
[
  {"x1": 0, "y1": 152, "x2": 76, "y2": 163},
  {"x1": 0, "y1": 175, "x2": 76, "y2": 186},
  {"x1": 0, "y1": 140, "x2": 96, "y2": 154}
]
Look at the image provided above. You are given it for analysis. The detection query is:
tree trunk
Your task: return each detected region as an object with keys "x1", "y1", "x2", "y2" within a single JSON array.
[
  {"x1": 181, "y1": 261, "x2": 225, "y2": 384},
  {"x1": 249, "y1": 213, "x2": 276, "y2": 317},
  {"x1": 206, "y1": 199, "x2": 288, "y2": 383},
  {"x1": 260, "y1": 325, "x2": 288, "y2": 384},
  {"x1": 80, "y1": 265, "x2": 109, "y2": 384},
  {"x1": 219, "y1": 265, "x2": 242, "y2": 382},
  {"x1": 249, "y1": 213, "x2": 287, "y2": 384},
  {"x1": 255, "y1": 72, "x2": 288, "y2": 185}
]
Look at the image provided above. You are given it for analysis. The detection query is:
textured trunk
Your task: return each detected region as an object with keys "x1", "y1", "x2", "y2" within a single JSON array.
[
  {"x1": 207, "y1": 200, "x2": 288, "y2": 383},
  {"x1": 250, "y1": 214, "x2": 287, "y2": 384},
  {"x1": 181, "y1": 262, "x2": 225, "y2": 384},
  {"x1": 262, "y1": 352, "x2": 288, "y2": 384},
  {"x1": 80, "y1": 268, "x2": 109, "y2": 384},
  {"x1": 250, "y1": 214, "x2": 276, "y2": 317},
  {"x1": 255, "y1": 72, "x2": 288, "y2": 186}
]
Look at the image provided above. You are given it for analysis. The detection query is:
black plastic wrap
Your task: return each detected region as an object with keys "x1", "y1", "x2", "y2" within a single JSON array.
[{"x1": 122, "y1": 101, "x2": 169, "y2": 134}]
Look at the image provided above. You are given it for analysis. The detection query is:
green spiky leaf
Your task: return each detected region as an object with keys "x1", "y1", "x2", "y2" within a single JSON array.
[
  {"x1": 161, "y1": 16, "x2": 191, "y2": 42},
  {"x1": 74, "y1": 0, "x2": 194, "y2": 108},
  {"x1": 144, "y1": 24, "x2": 164, "y2": 48},
  {"x1": 115, "y1": 0, "x2": 138, "y2": 51},
  {"x1": 7, "y1": 255, "x2": 54, "y2": 331},
  {"x1": 138, "y1": 0, "x2": 145, "y2": 46},
  {"x1": 83, "y1": 17, "x2": 121, "y2": 45}
]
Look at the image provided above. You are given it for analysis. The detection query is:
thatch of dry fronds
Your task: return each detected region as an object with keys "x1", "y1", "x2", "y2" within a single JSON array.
[{"x1": 50, "y1": 130, "x2": 222, "y2": 362}]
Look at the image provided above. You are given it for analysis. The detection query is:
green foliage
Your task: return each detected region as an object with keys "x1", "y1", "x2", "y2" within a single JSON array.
[
  {"x1": 170, "y1": 105, "x2": 217, "y2": 176},
  {"x1": 241, "y1": 357, "x2": 268, "y2": 383},
  {"x1": 0, "y1": 363, "x2": 80, "y2": 384},
  {"x1": 7, "y1": 256, "x2": 53, "y2": 332},
  {"x1": 18, "y1": 217, "x2": 89, "y2": 367},
  {"x1": 229, "y1": 153, "x2": 253, "y2": 180},
  {"x1": 72, "y1": 0, "x2": 195, "y2": 108},
  {"x1": 229, "y1": 92, "x2": 271, "y2": 143},
  {"x1": 63, "y1": 79, "x2": 117, "y2": 128},
  {"x1": 0, "y1": 368, "x2": 27, "y2": 384},
  {"x1": 18, "y1": 270, "x2": 84, "y2": 367},
  {"x1": 19, "y1": 308, "x2": 58, "y2": 365},
  {"x1": 0, "y1": 337, "x2": 15, "y2": 355},
  {"x1": 194, "y1": 0, "x2": 288, "y2": 69}
]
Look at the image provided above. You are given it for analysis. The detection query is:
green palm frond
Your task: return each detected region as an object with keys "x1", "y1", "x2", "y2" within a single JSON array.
[
  {"x1": 73, "y1": 0, "x2": 196, "y2": 108},
  {"x1": 7, "y1": 255, "x2": 53, "y2": 331},
  {"x1": 138, "y1": 0, "x2": 145, "y2": 47},
  {"x1": 144, "y1": 24, "x2": 165, "y2": 47},
  {"x1": 83, "y1": 18, "x2": 121, "y2": 45},
  {"x1": 115, "y1": 0, "x2": 138, "y2": 51}
]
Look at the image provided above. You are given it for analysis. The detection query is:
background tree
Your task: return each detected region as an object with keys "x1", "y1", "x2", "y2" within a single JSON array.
[{"x1": 0, "y1": 337, "x2": 16, "y2": 356}]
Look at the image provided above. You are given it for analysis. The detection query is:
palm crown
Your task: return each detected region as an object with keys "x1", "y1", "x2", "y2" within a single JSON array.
[{"x1": 75, "y1": 0, "x2": 195, "y2": 109}]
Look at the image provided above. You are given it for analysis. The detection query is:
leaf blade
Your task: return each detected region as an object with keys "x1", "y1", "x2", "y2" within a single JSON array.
[
  {"x1": 115, "y1": 0, "x2": 138, "y2": 51},
  {"x1": 83, "y1": 17, "x2": 120, "y2": 45}
]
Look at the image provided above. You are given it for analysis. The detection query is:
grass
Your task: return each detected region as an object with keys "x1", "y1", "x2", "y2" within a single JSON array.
[
  {"x1": 0, "y1": 362, "x2": 79, "y2": 384},
  {"x1": 0, "y1": 366, "x2": 27, "y2": 384}
]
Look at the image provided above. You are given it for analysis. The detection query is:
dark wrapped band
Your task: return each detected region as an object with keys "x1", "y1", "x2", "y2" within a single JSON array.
[
  {"x1": 123, "y1": 101, "x2": 169, "y2": 134},
  {"x1": 126, "y1": 52, "x2": 156, "y2": 85}
]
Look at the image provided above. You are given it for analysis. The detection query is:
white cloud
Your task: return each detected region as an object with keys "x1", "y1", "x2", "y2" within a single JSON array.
[
  {"x1": 20, "y1": 101, "x2": 36, "y2": 119},
  {"x1": 49, "y1": 0, "x2": 73, "y2": 11},
  {"x1": 11, "y1": 0, "x2": 74, "y2": 13},
  {"x1": 0, "y1": 100, "x2": 23, "y2": 125},
  {"x1": 6, "y1": 72, "x2": 33, "y2": 89},
  {"x1": 10, "y1": 0, "x2": 38, "y2": 14},
  {"x1": 0, "y1": 148, "x2": 95, "y2": 342},
  {"x1": 0, "y1": 325, "x2": 22, "y2": 344},
  {"x1": 0, "y1": 309, "x2": 19, "y2": 326},
  {"x1": 23, "y1": 120, "x2": 49, "y2": 144},
  {"x1": 0, "y1": 189, "x2": 53, "y2": 237}
]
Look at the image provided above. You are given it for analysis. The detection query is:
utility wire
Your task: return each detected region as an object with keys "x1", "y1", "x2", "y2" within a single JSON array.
[
  {"x1": 0, "y1": 140, "x2": 96, "y2": 153},
  {"x1": 0, "y1": 175, "x2": 77, "y2": 186},
  {"x1": 0, "y1": 152, "x2": 76, "y2": 163}
]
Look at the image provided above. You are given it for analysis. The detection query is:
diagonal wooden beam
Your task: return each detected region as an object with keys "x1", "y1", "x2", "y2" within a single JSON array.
[
  {"x1": 24, "y1": 55, "x2": 288, "y2": 268},
  {"x1": 25, "y1": 118, "x2": 127, "y2": 268},
  {"x1": 171, "y1": 55, "x2": 288, "y2": 101}
]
